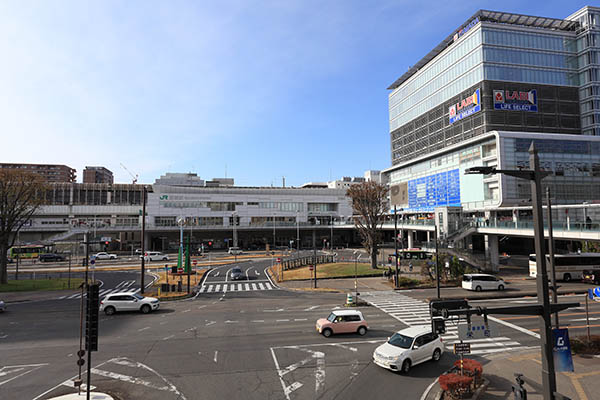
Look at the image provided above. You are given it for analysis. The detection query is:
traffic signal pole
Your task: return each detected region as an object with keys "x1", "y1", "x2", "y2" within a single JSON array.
[{"x1": 141, "y1": 186, "x2": 146, "y2": 294}]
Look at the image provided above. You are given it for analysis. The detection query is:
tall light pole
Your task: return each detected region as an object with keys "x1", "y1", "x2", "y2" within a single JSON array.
[
  {"x1": 296, "y1": 210, "x2": 300, "y2": 252},
  {"x1": 547, "y1": 188, "x2": 559, "y2": 328},
  {"x1": 177, "y1": 217, "x2": 185, "y2": 274},
  {"x1": 394, "y1": 205, "x2": 399, "y2": 288},
  {"x1": 273, "y1": 213, "x2": 276, "y2": 249},
  {"x1": 354, "y1": 250, "x2": 361, "y2": 302},
  {"x1": 330, "y1": 215, "x2": 334, "y2": 250},
  {"x1": 465, "y1": 143, "x2": 557, "y2": 399},
  {"x1": 140, "y1": 186, "x2": 146, "y2": 294},
  {"x1": 232, "y1": 211, "x2": 238, "y2": 248}
]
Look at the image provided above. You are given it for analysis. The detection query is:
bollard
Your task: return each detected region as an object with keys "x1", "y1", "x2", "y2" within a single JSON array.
[{"x1": 346, "y1": 293, "x2": 354, "y2": 305}]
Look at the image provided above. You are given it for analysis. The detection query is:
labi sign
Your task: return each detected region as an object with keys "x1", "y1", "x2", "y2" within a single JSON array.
[
  {"x1": 494, "y1": 89, "x2": 538, "y2": 112},
  {"x1": 449, "y1": 88, "x2": 481, "y2": 124}
]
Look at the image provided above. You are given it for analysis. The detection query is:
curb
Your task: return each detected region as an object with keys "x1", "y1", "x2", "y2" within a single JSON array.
[{"x1": 427, "y1": 289, "x2": 591, "y2": 301}]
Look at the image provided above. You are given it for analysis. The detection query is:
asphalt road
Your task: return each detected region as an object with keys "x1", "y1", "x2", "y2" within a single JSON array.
[{"x1": 0, "y1": 259, "x2": 458, "y2": 400}]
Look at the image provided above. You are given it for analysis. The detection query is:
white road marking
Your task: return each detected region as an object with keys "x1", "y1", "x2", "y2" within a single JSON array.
[
  {"x1": 488, "y1": 315, "x2": 541, "y2": 339},
  {"x1": 92, "y1": 368, "x2": 170, "y2": 390},
  {"x1": 163, "y1": 335, "x2": 175, "y2": 340},
  {"x1": 251, "y1": 283, "x2": 258, "y2": 290},
  {"x1": 0, "y1": 363, "x2": 48, "y2": 386},
  {"x1": 137, "y1": 327, "x2": 150, "y2": 332},
  {"x1": 214, "y1": 271, "x2": 220, "y2": 277},
  {"x1": 213, "y1": 351, "x2": 218, "y2": 363},
  {"x1": 245, "y1": 283, "x2": 250, "y2": 291},
  {"x1": 225, "y1": 320, "x2": 238, "y2": 324},
  {"x1": 258, "y1": 282, "x2": 266, "y2": 290},
  {"x1": 256, "y1": 270, "x2": 260, "y2": 275},
  {"x1": 182, "y1": 309, "x2": 191, "y2": 313},
  {"x1": 215, "y1": 284, "x2": 221, "y2": 292},
  {"x1": 304, "y1": 305, "x2": 319, "y2": 311},
  {"x1": 265, "y1": 282, "x2": 273, "y2": 290},
  {"x1": 205, "y1": 321, "x2": 216, "y2": 326},
  {"x1": 265, "y1": 308, "x2": 284, "y2": 312},
  {"x1": 294, "y1": 318, "x2": 308, "y2": 321},
  {"x1": 238, "y1": 283, "x2": 243, "y2": 291},
  {"x1": 333, "y1": 344, "x2": 358, "y2": 352},
  {"x1": 252, "y1": 320, "x2": 265, "y2": 323},
  {"x1": 270, "y1": 348, "x2": 302, "y2": 400},
  {"x1": 197, "y1": 305, "x2": 207, "y2": 309},
  {"x1": 276, "y1": 319, "x2": 289, "y2": 322}
]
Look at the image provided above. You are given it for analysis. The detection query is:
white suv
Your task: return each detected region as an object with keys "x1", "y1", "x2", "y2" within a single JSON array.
[
  {"x1": 462, "y1": 273, "x2": 505, "y2": 291},
  {"x1": 373, "y1": 326, "x2": 443, "y2": 373},
  {"x1": 100, "y1": 292, "x2": 160, "y2": 315},
  {"x1": 140, "y1": 251, "x2": 169, "y2": 261}
]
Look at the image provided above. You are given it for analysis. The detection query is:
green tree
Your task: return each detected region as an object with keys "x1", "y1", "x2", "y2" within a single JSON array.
[
  {"x1": 347, "y1": 181, "x2": 389, "y2": 269},
  {"x1": 0, "y1": 170, "x2": 46, "y2": 284}
]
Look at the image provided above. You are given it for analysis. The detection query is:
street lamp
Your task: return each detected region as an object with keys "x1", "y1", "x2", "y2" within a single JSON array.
[
  {"x1": 177, "y1": 217, "x2": 185, "y2": 271},
  {"x1": 465, "y1": 143, "x2": 558, "y2": 399},
  {"x1": 273, "y1": 213, "x2": 276, "y2": 250},
  {"x1": 232, "y1": 211, "x2": 238, "y2": 248},
  {"x1": 330, "y1": 215, "x2": 334, "y2": 250}
]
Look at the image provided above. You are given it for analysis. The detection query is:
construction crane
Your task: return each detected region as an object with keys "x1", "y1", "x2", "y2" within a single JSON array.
[{"x1": 120, "y1": 163, "x2": 139, "y2": 184}]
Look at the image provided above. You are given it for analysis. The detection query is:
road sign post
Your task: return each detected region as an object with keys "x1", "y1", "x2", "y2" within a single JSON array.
[{"x1": 453, "y1": 342, "x2": 471, "y2": 355}]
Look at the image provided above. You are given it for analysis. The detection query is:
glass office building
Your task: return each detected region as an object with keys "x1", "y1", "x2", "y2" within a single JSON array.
[{"x1": 387, "y1": 6, "x2": 600, "y2": 210}]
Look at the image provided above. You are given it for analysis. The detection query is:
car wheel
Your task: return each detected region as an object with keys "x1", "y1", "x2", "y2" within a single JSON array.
[
  {"x1": 432, "y1": 349, "x2": 442, "y2": 362},
  {"x1": 104, "y1": 306, "x2": 116, "y2": 316},
  {"x1": 322, "y1": 328, "x2": 332, "y2": 338},
  {"x1": 475, "y1": 285, "x2": 482, "y2": 292},
  {"x1": 563, "y1": 273, "x2": 571, "y2": 282},
  {"x1": 141, "y1": 304, "x2": 151, "y2": 314},
  {"x1": 498, "y1": 284, "x2": 505, "y2": 291},
  {"x1": 401, "y1": 359, "x2": 411, "y2": 374},
  {"x1": 357, "y1": 326, "x2": 367, "y2": 336}
]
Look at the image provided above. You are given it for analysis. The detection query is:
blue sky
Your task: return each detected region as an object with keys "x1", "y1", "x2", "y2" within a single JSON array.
[{"x1": 0, "y1": 1, "x2": 591, "y2": 186}]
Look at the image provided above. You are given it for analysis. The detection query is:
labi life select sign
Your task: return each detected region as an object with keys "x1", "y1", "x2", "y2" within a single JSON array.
[
  {"x1": 494, "y1": 89, "x2": 538, "y2": 112},
  {"x1": 449, "y1": 89, "x2": 481, "y2": 124}
]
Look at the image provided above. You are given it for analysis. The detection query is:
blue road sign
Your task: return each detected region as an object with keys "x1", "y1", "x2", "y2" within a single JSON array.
[
  {"x1": 589, "y1": 287, "x2": 600, "y2": 300},
  {"x1": 552, "y1": 328, "x2": 574, "y2": 372}
]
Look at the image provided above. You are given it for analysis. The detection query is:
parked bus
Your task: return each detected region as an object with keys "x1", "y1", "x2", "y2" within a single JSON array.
[
  {"x1": 8, "y1": 245, "x2": 51, "y2": 259},
  {"x1": 397, "y1": 249, "x2": 433, "y2": 260},
  {"x1": 529, "y1": 253, "x2": 600, "y2": 281}
]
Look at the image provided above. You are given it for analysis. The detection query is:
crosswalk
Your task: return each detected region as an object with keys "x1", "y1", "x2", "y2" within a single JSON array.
[
  {"x1": 58, "y1": 280, "x2": 139, "y2": 300},
  {"x1": 361, "y1": 291, "x2": 534, "y2": 356},
  {"x1": 198, "y1": 280, "x2": 277, "y2": 294}
]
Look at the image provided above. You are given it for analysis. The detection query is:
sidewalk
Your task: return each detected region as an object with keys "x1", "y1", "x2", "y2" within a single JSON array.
[{"x1": 481, "y1": 350, "x2": 599, "y2": 400}]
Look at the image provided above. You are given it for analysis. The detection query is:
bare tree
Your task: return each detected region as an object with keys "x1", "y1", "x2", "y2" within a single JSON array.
[
  {"x1": 0, "y1": 170, "x2": 46, "y2": 284},
  {"x1": 347, "y1": 181, "x2": 389, "y2": 269}
]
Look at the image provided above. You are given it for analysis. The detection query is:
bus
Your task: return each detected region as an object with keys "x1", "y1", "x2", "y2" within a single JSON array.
[
  {"x1": 529, "y1": 253, "x2": 600, "y2": 281},
  {"x1": 397, "y1": 249, "x2": 433, "y2": 260},
  {"x1": 8, "y1": 245, "x2": 51, "y2": 259}
]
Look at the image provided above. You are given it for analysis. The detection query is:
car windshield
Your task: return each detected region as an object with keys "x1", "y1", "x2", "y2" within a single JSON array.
[
  {"x1": 232, "y1": 268, "x2": 241, "y2": 273},
  {"x1": 388, "y1": 333, "x2": 414, "y2": 349},
  {"x1": 327, "y1": 313, "x2": 336, "y2": 322},
  {"x1": 133, "y1": 293, "x2": 144, "y2": 300}
]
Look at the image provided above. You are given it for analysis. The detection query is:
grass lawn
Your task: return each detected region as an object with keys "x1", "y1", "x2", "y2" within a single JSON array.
[
  {"x1": 0, "y1": 278, "x2": 85, "y2": 292},
  {"x1": 280, "y1": 263, "x2": 386, "y2": 281}
]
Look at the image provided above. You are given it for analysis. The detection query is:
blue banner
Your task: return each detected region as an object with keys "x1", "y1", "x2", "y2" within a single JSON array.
[
  {"x1": 494, "y1": 89, "x2": 538, "y2": 112},
  {"x1": 552, "y1": 328, "x2": 574, "y2": 372},
  {"x1": 407, "y1": 169, "x2": 460, "y2": 211}
]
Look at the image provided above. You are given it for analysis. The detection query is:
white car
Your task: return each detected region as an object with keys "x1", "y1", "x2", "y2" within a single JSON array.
[
  {"x1": 373, "y1": 326, "x2": 443, "y2": 373},
  {"x1": 228, "y1": 247, "x2": 242, "y2": 255},
  {"x1": 94, "y1": 252, "x2": 117, "y2": 260},
  {"x1": 462, "y1": 273, "x2": 505, "y2": 291},
  {"x1": 140, "y1": 251, "x2": 169, "y2": 261},
  {"x1": 100, "y1": 292, "x2": 160, "y2": 315},
  {"x1": 0, "y1": 299, "x2": 6, "y2": 312}
]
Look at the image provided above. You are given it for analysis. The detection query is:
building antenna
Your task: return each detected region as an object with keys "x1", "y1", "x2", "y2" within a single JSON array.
[
  {"x1": 225, "y1": 164, "x2": 227, "y2": 178},
  {"x1": 282, "y1": 176, "x2": 285, "y2": 187}
]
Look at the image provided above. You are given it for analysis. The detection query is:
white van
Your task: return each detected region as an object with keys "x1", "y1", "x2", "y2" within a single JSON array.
[
  {"x1": 462, "y1": 274, "x2": 505, "y2": 291},
  {"x1": 228, "y1": 247, "x2": 242, "y2": 255},
  {"x1": 140, "y1": 251, "x2": 169, "y2": 261}
]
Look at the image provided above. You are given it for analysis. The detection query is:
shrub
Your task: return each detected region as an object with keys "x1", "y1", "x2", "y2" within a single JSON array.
[
  {"x1": 397, "y1": 277, "x2": 420, "y2": 287},
  {"x1": 439, "y1": 373, "x2": 473, "y2": 399},
  {"x1": 571, "y1": 335, "x2": 600, "y2": 355},
  {"x1": 454, "y1": 358, "x2": 483, "y2": 387}
]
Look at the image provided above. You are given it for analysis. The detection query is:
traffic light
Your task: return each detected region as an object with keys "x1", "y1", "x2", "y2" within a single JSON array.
[
  {"x1": 388, "y1": 256, "x2": 392, "y2": 264},
  {"x1": 85, "y1": 283, "x2": 100, "y2": 352},
  {"x1": 105, "y1": 241, "x2": 109, "y2": 245},
  {"x1": 208, "y1": 241, "x2": 212, "y2": 247},
  {"x1": 432, "y1": 316, "x2": 446, "y2": 334}
]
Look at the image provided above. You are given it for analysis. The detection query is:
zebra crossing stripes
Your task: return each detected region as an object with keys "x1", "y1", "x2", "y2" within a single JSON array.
[
  {"x1": 361, "y1": 291, "x2": 535, "y2": 357},
  {"x1": 58, "y1": 280, "x2": 138, "y2": 300},
  {"x1": 198, "y1": 281, "x2": 277, "y2": 294}
]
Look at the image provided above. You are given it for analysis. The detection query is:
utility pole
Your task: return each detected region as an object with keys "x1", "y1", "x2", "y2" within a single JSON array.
[
  {"x1": 296, "y1": 210, "x2": 300, "y2": 252},
  {"x1": 435, "y1": 224, "x2": 440, "y2": 299},
  {"x1": 530, "y1": 145, "x2": 557, "y2": 399},
  {"x1": 140, "y1": 186, "x2": 146, "y2": 294},
  {"x1": 547, "y1": 188, "x2": 559, "y2": 328},
  {"x1": 313, "y1": 228, "x2": 317, "y2": 289}
]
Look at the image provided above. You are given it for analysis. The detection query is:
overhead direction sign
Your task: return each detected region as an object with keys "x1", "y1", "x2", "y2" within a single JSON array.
[
  {"x1": 458, "y1": 323, "x2": 496, "y2": 340},
  {"x1": 589, "y1": 287, "x2": 600, "y2": 300}
]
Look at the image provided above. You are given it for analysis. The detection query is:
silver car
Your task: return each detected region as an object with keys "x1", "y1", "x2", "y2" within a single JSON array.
[{"x1": 0, "y1": 299, "x2": 6, "y2": 312}]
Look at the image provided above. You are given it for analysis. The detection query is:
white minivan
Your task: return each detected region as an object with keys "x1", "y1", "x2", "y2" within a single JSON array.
[
  {"x1": 462, "y1": 273, "x2": 505, "y2": 291},
  {"x1": 228, "y1": 247, "x2": 242, "y2": 255}
]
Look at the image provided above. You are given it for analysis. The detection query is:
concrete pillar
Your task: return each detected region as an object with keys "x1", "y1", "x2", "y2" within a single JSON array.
[
  {"x1": 143, "y1": 233, "x2": 151, "y2": 251},
  {"x1": 407, "y1": 231, "x2": 413, "y2": 249},
  {"x1": 485, "y1": 234, "x2": 499, "y2": 273},
  {"x1": 426, "y1": 231, "x2": 430, "y2": 243}
]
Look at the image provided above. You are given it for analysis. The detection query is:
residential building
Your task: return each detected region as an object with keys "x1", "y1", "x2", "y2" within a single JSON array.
[
  {"x1": 0, "y1": 163, "x2": 76, "y2": 183},
  {"x1": 83, "y1": 166, "x2": 114, "y2": 184}
]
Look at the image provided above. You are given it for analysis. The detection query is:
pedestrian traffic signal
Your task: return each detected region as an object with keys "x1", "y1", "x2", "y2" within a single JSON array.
[{"x1": 432, "y1": 316, "x2": 446, "y2": 334}]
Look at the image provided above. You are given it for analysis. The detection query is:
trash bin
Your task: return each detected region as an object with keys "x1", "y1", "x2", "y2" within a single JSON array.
[
  {"x1": 161, "y1": 283, "x2": 170, "y2": 292},
  {"x1": 346, "y1": 293, "x2": 354, "y2": 305}
]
